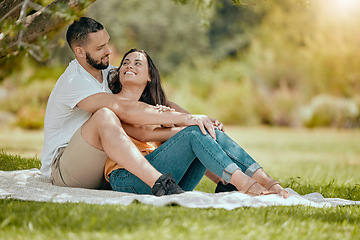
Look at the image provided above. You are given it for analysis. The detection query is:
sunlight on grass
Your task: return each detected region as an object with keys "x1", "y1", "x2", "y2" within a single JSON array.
[
  {"x1": 1, "y1": 199, "x2": 359, "y2": 240},
  {"x1": 224, "y1": 126, "x2": 360, "y2": 183},
  {"x1": 0, "y1": 127, "x2": 43, "y2": 158},
  {"x1": 1, "y1": 127, "x2": 360, "y2": 240}
]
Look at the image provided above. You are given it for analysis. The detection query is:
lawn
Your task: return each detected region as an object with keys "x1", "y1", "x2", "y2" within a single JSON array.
[{"x1": 1, "y1": 126, "x2": 360, "y2": 240}]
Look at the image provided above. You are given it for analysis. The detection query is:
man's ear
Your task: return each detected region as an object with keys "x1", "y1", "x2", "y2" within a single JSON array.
[{"x1": 74, "y1": 46, "x2": 86, "y2": 58}]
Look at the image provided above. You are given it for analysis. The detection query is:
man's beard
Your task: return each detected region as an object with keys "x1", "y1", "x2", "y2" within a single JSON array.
[{"x1": 86, "y1": 52, "x2": 109, "y2": 70}]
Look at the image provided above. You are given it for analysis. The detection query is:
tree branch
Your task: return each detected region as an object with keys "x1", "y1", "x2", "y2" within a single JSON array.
[
  {"x1": 0, "y1": 0, "x2": 25, "y2": 22},
  {"x1": 0, "y1": 0, "x2": 97, "y2": 59}
]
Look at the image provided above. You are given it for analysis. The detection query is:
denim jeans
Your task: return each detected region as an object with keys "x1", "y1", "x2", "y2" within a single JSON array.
[{"x1": 109, "y1": 125, "x2": 262, "y2": 194}]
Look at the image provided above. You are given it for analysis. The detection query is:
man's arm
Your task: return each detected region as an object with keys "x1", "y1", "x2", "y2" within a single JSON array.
[
  {"x1": 78, "y1": 92, "x2": 188, "y2": 125},
  {"x1": 77, "y1": 92, "x2": 216, "y2": 139}
]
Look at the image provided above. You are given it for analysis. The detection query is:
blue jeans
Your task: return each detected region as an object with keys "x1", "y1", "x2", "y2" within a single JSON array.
[{"x1": 109, "y1": 126, "x2": 262, "y2": 194}]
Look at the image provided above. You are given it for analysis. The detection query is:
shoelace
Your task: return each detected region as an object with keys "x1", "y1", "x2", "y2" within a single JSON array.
[{"x1": 163, "y1": 178, "x2": 176, "y2": 193}]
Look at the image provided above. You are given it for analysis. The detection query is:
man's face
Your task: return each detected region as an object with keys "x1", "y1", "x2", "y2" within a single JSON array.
[
  {"x1": 83, "y1": 29, "x2": 111, "y2": 70},
  {"x1": 85, "y1": 52, "x2": 108, "y2": 70}
]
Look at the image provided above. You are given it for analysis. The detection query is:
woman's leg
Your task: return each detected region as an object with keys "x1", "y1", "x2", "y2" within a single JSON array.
[
  {"x1": 214, "y1": 129, "x2": 261, "y2": 177},
  {"x1": 215, "y1": 129, "x2": 290, "y2": 198},
  {"x1": 110, "y1": 126, "x2": 270, "y2": 195},
  {"x1": 147, "y1": 126, "x2": 271, "y2": 195},
  {"x1": 177, "y1": 158, "x2": 207, "y2": 191},
  {"x1": 251, "y1": 168, "x2": 290, "y2": 198},
  {"x1": 109, "y1": 168, "x2": 151, "y2": 194},
  {"x1": 109, "y1": 134, "x2": 208, "y2": 194}
]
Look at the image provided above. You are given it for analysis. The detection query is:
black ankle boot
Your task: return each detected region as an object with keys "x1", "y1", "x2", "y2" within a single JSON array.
[{"x1": 151, "y1": 173, "x2": 185, "y2": 196}]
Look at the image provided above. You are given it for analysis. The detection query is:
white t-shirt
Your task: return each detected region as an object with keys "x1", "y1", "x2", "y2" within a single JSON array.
[{"x1": 40, "y1": 59, "x2": 115, "y2": 178}]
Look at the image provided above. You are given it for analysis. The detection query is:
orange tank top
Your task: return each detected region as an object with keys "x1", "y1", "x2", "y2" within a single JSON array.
[{"x1": 104, "y1": 136, "x2": 161, "y2": 181}]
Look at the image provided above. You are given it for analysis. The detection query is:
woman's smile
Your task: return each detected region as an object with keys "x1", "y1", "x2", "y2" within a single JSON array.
[{"x1": 124, "y1": 71, "x2": 136, "y2": 75}]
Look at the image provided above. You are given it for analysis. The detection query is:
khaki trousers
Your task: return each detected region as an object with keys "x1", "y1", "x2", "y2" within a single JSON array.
[{"x1": 50, "y1": 127, "x2": 109, "y2": 189}]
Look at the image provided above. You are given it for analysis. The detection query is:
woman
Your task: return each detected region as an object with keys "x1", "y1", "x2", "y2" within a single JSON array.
[{"x1": 105, "y1": 49, "x2": 290, "y2": 198}]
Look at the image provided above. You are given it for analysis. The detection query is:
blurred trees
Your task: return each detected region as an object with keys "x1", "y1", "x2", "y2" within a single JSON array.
[
  {"x1": 163, "y1": 0, "x2": 360, "y2": 127},
  {"x1": 0, "y1": 0, "x2": 245, "y2": 79},
  {"x1": 1, "y1": 0, "x2": 360, "y2": 128},
  {"x1": 86, "y1": 0, "x2": 211, "y2": 73}
]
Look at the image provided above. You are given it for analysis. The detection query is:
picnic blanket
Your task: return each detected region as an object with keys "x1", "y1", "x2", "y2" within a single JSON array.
[{"x1": 1, "y1": 169, "x2": 359, "y2": 210}]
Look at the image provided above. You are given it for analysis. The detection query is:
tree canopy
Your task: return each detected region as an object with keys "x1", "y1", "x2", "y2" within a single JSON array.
[
  {"x1": 0, "y1": 0, "x2": 252, "y2": 80},
  {"x1": 1, "y1": 0, "x2": 359, "y2": 128}
]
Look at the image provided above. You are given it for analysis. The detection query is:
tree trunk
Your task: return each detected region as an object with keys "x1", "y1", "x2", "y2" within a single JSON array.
[{"x1": 0, "y1": 0, "x2": 97, "y2": 59}]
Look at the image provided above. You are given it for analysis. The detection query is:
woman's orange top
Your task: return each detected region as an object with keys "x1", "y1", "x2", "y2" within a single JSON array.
[{"x1": 104, "y1": 136, "x2": 161, "y2": 181}]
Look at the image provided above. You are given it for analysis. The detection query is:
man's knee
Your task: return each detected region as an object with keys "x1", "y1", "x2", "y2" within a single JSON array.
[
  {"x1": 83, "y1": 108, "x2": 123, "y2": 136},
  {"x1": 93, "y1": 108, "x2": 121, "y2": 126}
]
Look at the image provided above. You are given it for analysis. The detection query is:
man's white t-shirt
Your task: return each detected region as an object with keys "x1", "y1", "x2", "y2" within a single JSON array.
[{"x1": 40, "y1": 59, "x2": 114, "y2": 179}]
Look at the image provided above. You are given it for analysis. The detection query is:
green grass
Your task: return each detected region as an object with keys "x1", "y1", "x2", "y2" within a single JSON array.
[
  {"x1": 1, "y1": 127, "x2": 360, "y2": 240},
  {"x1": 0, "y1": 151, "x2": 40, "y2": 171}
]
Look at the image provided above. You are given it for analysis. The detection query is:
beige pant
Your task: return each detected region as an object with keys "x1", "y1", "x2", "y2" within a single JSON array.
[{"x1": 50, "y1": 128, "x2": 109, "y2": 189}]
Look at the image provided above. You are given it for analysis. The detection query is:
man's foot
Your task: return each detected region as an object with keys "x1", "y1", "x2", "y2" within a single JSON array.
[
  {"x1": 215, "y1": 181, "x2": 238, "y2": 193},
  {"x1": 151, "y1": 173, "x2": 185, "y2": 196},
  {"x1": 264, "y1": 180, "x2": 290, "y2": 199}
]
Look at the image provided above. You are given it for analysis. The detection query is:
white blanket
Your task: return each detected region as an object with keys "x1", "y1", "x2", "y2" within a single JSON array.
[{"x1": 0, "y1": 169, "x2": 359, "y2": 210}]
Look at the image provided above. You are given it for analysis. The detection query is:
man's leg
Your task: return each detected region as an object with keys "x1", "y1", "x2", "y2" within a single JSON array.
[
  {"x1": 50, "y1": 128, "x2": 108, "y2": 188},
  {"x1": 81, "y1": 108, "x2": 162, "y2": 188}
]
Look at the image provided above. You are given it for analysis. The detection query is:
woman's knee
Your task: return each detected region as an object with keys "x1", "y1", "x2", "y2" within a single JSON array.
[
  {"x1": 183, "y1": 125, "x2": 203, "y2": 134},
  {"x1": 184, "y1": 125, "x2": 217, "y2": 139}
]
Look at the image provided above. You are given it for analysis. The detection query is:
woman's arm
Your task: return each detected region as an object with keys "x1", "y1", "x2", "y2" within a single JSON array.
[
  {"x1": 121, "y1": 123, "x2": 185, "y2": 142},
  {"x1": 167, "y1": 100, "x2": 224, "y2": 132}
]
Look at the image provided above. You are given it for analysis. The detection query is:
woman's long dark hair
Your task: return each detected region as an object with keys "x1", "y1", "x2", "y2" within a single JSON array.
[{"x1": 108, "y1": 49, "x2": 168, "y2": 106}]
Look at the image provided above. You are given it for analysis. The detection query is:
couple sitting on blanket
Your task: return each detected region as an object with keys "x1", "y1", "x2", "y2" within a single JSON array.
[{"x1": 40, "y1": 17, "x2": 290, "y2": 199}]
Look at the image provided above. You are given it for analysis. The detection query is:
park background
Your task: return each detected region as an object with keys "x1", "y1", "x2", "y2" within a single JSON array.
[
  {"x1": 0, "y1": 1, "x2": 360, "y2": 239},
  {"x1": 1, "y1": 0, "x2": 360, "y2": 130}
]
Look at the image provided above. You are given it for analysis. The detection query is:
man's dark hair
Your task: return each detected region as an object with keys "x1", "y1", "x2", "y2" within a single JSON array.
[{"x1": 66, "y1": 17, "x2": 104, "y2": 51}]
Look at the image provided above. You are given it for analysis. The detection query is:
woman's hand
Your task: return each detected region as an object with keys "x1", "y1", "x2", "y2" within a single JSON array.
[
  {"x1": 211, "y1": 118, "x2": 225, "y2": 132},
  {"x1": 155, "y1": 104, "x2": 175, "y2": 113},
  {"x1": 185, "y1": 115, "x2": 217, "y2": 140},
  {"x1": 156, "y1": 104, "x2": 176, "y2": 128}
]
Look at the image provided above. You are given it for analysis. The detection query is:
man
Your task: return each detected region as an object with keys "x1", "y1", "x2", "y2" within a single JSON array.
[{"x1": 40, "y1": 17, "x2": 215, "y2": 196}]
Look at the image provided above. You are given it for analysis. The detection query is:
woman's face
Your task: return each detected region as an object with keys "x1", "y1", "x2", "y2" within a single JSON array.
[{"x1": 119, "y1": 52, "x2": 150, "y2": 87}]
